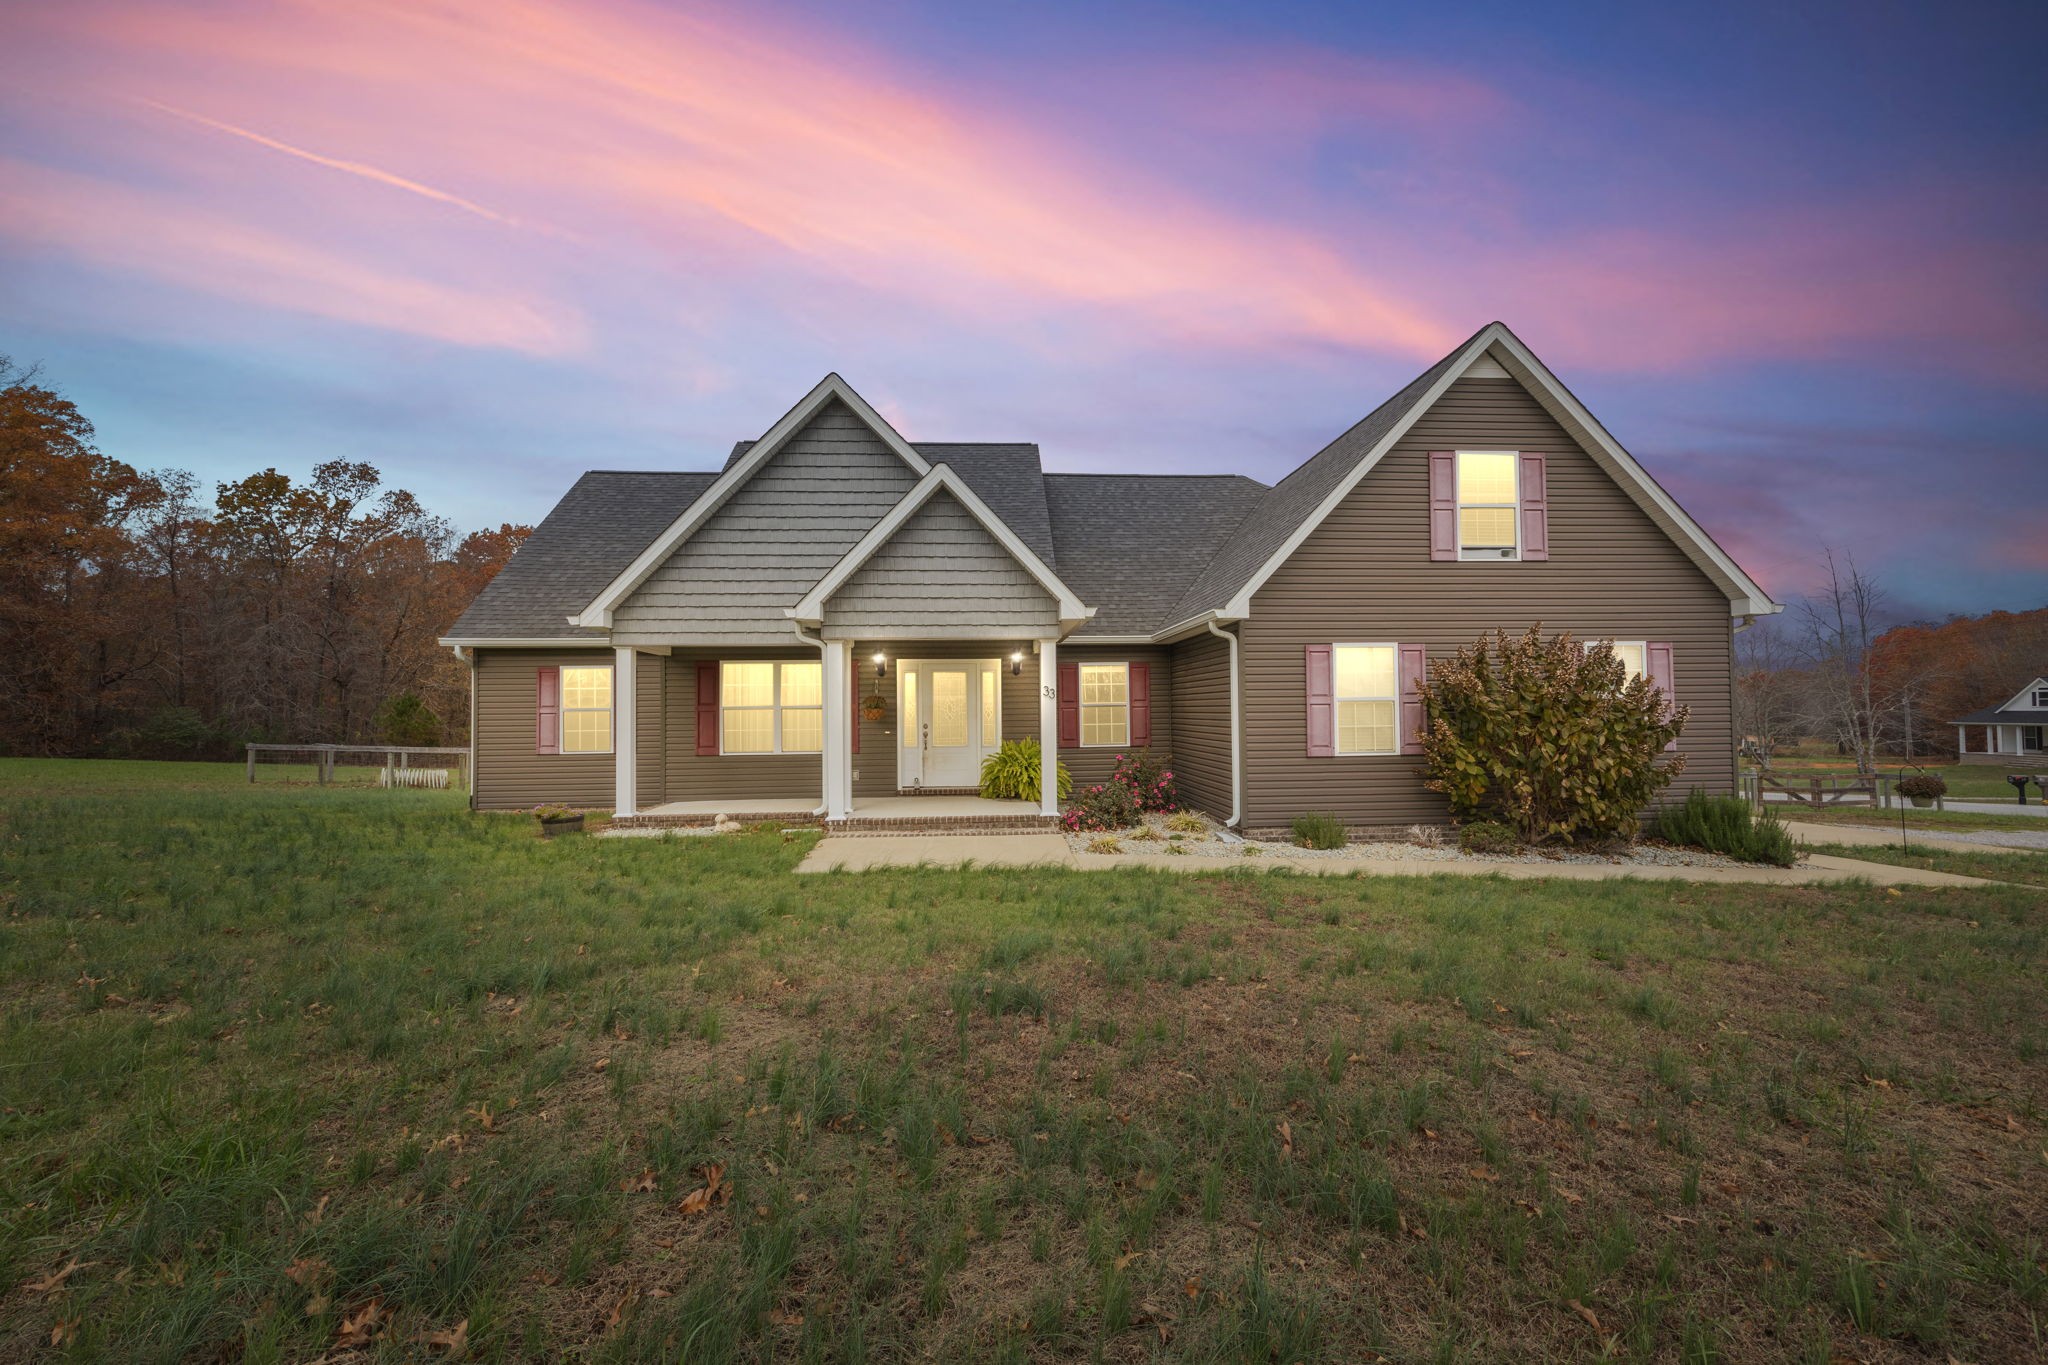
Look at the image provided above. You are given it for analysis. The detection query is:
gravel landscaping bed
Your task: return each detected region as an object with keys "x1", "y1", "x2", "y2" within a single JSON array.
[{"x1": 1063, "y1": 812, "x2": 1745, "y2": 867}]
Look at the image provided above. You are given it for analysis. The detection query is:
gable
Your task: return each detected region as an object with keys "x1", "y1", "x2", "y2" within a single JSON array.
[
  {"x1": 610, "y1": 398, "x2": 920, "y2": 646},
  {"x1": 820, "y1": 487, "x2": 1058, "y2": 640},
  {"x1": 1999, "y1": 677, "x2": 2048, "y2": 711},
  {"x1": 1255, "y1": 377, "x2": 1723, "y2": 607}
]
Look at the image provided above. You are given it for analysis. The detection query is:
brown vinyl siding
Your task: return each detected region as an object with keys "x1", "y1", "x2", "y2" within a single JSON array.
[
  {"x1": 472, "y1": 649, "x2": 617, "y2": 811},
  {"x1": 1056, "y1": 646, "x2": 1175, "y2": 791},
  {"x1": 663, "y1": 649, "x2": 823, "y2": 805},
  {"x1": 1240, "y1": 377, "x2": 1735, "y2": 831},
  {"x1": 636, "y1": 653, "x2": 665, "y2": 809},
  {"x1": 1168, "y1": 630, "x2": 1234, "y2": 820}
]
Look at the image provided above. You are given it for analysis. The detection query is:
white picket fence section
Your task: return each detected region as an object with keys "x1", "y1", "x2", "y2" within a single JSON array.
[{"x1": 379, "y1": 767, "x2": 452, "y2": 789}]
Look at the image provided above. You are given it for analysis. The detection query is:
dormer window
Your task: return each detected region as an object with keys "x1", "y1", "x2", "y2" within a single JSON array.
[
  {"x1": 1457, "y1": 451, "x2": 1520, "y2": 560},
  {"x1": 2032, "y1": 686, "x2": 2048, "y2": 709}
]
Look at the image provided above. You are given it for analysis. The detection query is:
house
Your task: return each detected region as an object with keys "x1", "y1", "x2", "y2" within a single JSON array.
[
  {"x1": 440, "y1": 321, "x2": 1778, "y2": 834},
  {"x1": 1951, "y1": 676, "x2": 2048, "y2": 767}
]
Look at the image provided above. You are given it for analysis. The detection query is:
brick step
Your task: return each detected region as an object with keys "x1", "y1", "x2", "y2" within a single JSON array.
[{"x1": 825, "y1": 815, "x2": 1060, "y2": 835}]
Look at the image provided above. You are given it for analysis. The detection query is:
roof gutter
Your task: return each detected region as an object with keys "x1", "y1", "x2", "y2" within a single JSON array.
[{"x1": 1205, "y1": 619, "x2": 1243, "y2": 829}]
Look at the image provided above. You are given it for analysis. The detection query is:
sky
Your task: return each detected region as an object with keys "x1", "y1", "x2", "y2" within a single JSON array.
[{"x1": 2, "y1": 0, "x2": 2044, "y2": 619}]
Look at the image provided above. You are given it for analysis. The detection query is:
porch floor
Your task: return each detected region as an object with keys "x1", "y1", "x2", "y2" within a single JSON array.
[{"x1": 633, "y1": 795, "x2": 1042, "y2": 820}]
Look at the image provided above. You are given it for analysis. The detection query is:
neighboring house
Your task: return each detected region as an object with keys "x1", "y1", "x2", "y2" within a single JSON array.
[
  {"x1": 441, "y1": 321, "x2": 1778, "y2": 833},
  {"x1": 1951, "y1": 676, "x2": 2048, "y2": 767}
]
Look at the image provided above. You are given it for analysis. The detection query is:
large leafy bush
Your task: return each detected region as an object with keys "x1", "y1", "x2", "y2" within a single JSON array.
[
  {"x1": 978, "y1": 738, "x2": 1071, "y2": 801},
  {"x1": 1418, "y1": 628, "x2": 1686, "y2": 845}
]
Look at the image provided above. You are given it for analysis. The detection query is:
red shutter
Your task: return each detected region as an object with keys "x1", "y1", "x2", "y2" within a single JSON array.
[
  {"x1": 695, "y1": 660, "x2": 720, "y2": 756},
  {"x1": 1647, "y1": 642, "x2": 1677, "y2": 751},
  {"x1": 1129, "y1": 662, "x2": 1152, "y2": 746},
  {"x1": 1398, "y1": 643, "x2": 1427, "y2": 755},
  {"x1": 851, "y1": 676, "x2": 860, "y2": 755},
  {"x1": 535, "y1": 667, "x2": 560, "y2": 754},
  {"x1": 1304, "y1": 644, "x2": 1334, "y2": 757},
  {"x1": 1428, "y1": 451, "x2": 1457, "y2": 561},
  {"x1": 1057, "y1": 662, "x2": 1079, "y2": 749},
  {"x1": 1519, "y1": 452, "x2": 1549, "y2": 561}
]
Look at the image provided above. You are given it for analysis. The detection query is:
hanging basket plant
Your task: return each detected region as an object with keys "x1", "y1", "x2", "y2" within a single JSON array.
[{"x1": 860, "y1": 693, "x2": 888, "y2": 722}]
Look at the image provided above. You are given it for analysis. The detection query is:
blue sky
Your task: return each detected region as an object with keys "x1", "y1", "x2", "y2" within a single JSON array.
[{"x1": 1, "y1": 0, "x2": 2042, "y2": 618}]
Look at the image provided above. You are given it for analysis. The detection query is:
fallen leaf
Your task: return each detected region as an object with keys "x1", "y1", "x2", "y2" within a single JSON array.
[
  {"x1": 467, "y1": 1104, "x2": 494, "y2": 1132},
  {"x1": 678, "y1": 1163, "x2": 729, "y2": 1217},
  {"x1": 1115, "y1": 1250, "x2": 1143, "y2": 1271},
  {"x1": 529, "y1": 1269, "x2": 562, "y2": 1287},
  {"x1": 766, "y1": 1306, "x2": 804, "y2": 1327},
  {"x1": 1134, "y1": 1169, "x2": 1158, "y2": 1191},
  {"x1": 620, "y1": 1169, "x2": 658, "y2": 1194},
  {"x1": 335, "y1": 1297, "x2": 389, "y2": 1348},
  {"x1": 50, "y1": 1319, "x2": 79, "y2": 1347},
  {"x1": 423, "y1": 1319, "x2": 469, "y2": 1355},
  {"x1": 305, "y1": 1292, "x2": 331, "y2": 1317},
  {"x1": 647, "y1": 1288, "x2": 672, "y2": 1299},
  {"x1": 1565, "y1": 1298, "x2": 1603, "y2": 1332},
  {"x1": 1662, "y1": 1214, "x2": 1699, "y2": 1226},
  {"x1": 603, "y1": 1290, "x2": 637, "y2": 1331},
  {"x1": 591, "y1": 1057, "x2": 609, "y2": 1073},
  {"x1": 1863, "y1": 1075, "x2": 1891, "y2": 1090},
  {"x1": 1275, "y1": 1120, "x2": 1294, "y2": 1157},
  {"x1": 22, "y1": 1259, "x2": 96, "y2": 1294},
  {"x1": 306, "y1": 1193, "x2": 331, "y2": 1226},
  {"x1": 1184, "y1": 1277, "x2": 1202, "y2": 1300},
  {"x1": 1554, "y1": 1187, "x2": 1584, "y2": 1207},
  {"x1": 1469, "y1": 1167, "x2": 1499, "y2": 1183},
  {"x1": 284, "y1": 1257, "x2": 330, "y2": 1286}
]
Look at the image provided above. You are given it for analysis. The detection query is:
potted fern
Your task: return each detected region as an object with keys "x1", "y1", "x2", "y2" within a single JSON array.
[{"x1": 978, "y1": 738, "x2": 1071, "y2": 802}]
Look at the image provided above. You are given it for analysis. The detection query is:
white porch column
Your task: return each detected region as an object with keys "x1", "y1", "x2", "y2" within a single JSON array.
[
  {"x1": 822, "y1": 639, "x2": 852, "y2": 820},
  {"x1": 1038, "y1": 638, "x2": 1059, "y2": 816},
  {"x1": 613, "y1": 646, "x2": 637, "y2": 817}
]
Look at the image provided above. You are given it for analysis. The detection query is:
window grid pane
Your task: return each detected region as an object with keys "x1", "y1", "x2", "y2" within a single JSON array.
[
  {"x1": 780, "y1": 662, "x2": 821, "y2": 707},
  {"x1": 1459, "y1": 506, "x2": 1517, "y2": 549},
  {"x1": 724, "y1": 708, "x2": 773, "y2": 753},
  {"x1": 901, "y1": 671, "x2": 917, "y2": 747},
  {"x1": 1079, "y1": 664, "x2": 1127, "y2": 705},
  {"x1": 561, "y1": 666, "x2": 611, "y2": 710},
  {"x1": 1336, "y1": 700, "x2": 1394, "y2": 754},
  {"x1": 722, "y1": 662, "x2": 773, "y2": 708},
  {"x1": 1610, "y1": 643, "x2": 1646, "y2": 681},
  {"x1": 780, "y1": 707, "x2": 822, "y2": 753},
  {"x1": 931, "y1": 671, "x2": 968, "y2": 747},
  {"x1": 1457, "y1": 452, "x2": 1517, "y2": 503},
  {"x1": 561, "y1": 710, "x2": 610, "y2": 753},
  {"x1": 1082, "y1": 707, "x2": 1128, "y2": 748}
]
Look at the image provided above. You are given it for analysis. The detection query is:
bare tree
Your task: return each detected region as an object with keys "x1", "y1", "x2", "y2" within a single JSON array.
[
  {"x1": 1733, "y1": 613, "x2": 1798, "y2": 764},
  {"x1": 1792, "y1": 550, "x2": 1893, "y2": 772}
]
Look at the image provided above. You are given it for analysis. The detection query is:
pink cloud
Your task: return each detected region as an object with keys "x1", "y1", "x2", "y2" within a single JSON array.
[{"x1": 0, "y1": 156, "x2": 582, "y2": 354}]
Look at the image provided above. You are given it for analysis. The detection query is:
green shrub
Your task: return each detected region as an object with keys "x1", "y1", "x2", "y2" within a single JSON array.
[
  {"x1": 978, "y1": 738, "x2": 1071, "y2": 802},
  {"x1": 1164, "y1": 811, "x2": 1208, "y2": 835},
  {"x1": 1063, "y1": 779, "x2": 1142, "y2": 832},
  {"x1": 1292, "y1": 811, "x2": 1346, "y2": 850},
  {"x1": 1653, "y1": 791, "x2": 1795, "y2": 866},
  {"x1": 1418, "y1": 627, "x2": 1686, "y2": 845},
  {"x1": 1894, "y1": 773, "x2": 1947, "y2": 802},
  {"x1": 1457, "y1": 821, "x2": 1520, "y2": 855}
]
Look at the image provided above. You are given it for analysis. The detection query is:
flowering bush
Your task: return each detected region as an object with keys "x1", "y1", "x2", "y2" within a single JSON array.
[
  {"x1": 1061, "y1": 779, "x2": 1142, "y2": 832},
  {"x1": 1108, "y1": 749, "x2": 1179, "y2": 813},
  {"x1": 1418, "y1": 627, "x2": 1686, "y2": 845}
]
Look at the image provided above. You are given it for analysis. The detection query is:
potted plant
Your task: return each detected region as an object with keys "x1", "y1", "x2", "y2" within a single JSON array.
[
  {"x1": 860, "y1": 693, "x2": 887, "y2": 723},
  {"x1": 533, "y1": 804, "x2": 585, "y2": 837},
  {"x1": 1894, "y1": 773, "x2": 1946, "y2": 808}
]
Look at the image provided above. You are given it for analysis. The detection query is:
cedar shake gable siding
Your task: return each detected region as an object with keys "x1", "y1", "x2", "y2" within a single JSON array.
[
  {"x1": 821, "y1": 488, "x2": 1059, "y2": 640},
  {"x1": 611, "y1": 399, "x2": 920, "y2": 647},
  {"x1": 1237, "y1": 377, "x2": 1733, "y2": 832}
]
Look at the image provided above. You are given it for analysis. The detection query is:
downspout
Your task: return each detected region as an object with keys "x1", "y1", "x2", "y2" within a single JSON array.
[
  {"x1": 792, "y1": 622, "x2": 830, "y2": 817},
  {"x1": 1206, "y1": 619, "x2": 1242, "y2": 829}
]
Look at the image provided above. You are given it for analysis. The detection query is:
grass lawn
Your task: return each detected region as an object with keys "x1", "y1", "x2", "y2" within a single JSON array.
[
  {"x1": 3, "y1": 759, "x2": 2045, "y2": 1363},
  {"x1": 1804, "y1": 843, "x2": 2048, "y2": 890},
  {"x1": 1781, "y1": 806, "x2": 2048, "y2": 835}
]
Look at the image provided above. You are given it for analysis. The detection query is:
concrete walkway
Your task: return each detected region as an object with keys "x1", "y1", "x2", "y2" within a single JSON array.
[
  {"x1": 1779, "y1": 820, "x2": 2022, "y2": 856},
  {"x1": 796, "y1": 834, "x2": 1999, "y2": 888}
]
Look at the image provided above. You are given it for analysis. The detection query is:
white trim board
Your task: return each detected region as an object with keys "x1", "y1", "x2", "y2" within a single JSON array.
[
  {"x1": 786, "y1": 464, "x2": 1093, "y2": 630},
  {"x1": 1216, "y1": 323, "x2": 1780, "y2": 621},
  {"x1": 572, "y1": 373, "x2": 931, "y2": 629}
]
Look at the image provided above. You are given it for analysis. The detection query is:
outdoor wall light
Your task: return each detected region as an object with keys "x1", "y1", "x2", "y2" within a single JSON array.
[
  {"x1": 1010, "y1": 651, "x2": 1024, "y2": 676},
  {"x1": 872, "y1": 652, "x2": 888, "y2": 680}
]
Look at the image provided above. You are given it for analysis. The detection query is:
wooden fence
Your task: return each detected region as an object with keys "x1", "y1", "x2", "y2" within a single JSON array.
[
  {"x1": 1742, "y1": 771, "x2": 1897, "y2": 810},
  {"x1": 246, "y1": 743, "x2": 470, "y2": 791}
]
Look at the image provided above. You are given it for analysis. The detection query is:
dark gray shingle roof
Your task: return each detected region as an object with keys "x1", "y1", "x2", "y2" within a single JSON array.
[
  {"x1": 1952, "y1": 706, "x2": 2048, "y2": 725},
  {"x1": 1043, "y1": 474, "x2": 1269, "y2": 636},
  {"x1": 1157, "y1": 326, "x2": 1484, "y2": 628},
  {"x1": 445, "y1": 471, "x2": 716, "y2": 639}
]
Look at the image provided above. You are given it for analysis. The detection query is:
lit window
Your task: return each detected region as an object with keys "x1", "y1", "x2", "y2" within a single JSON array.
[
  {"x1": 720, "y1": 660, "x2": 822, "y2": 754},
  {"x1": 901, "y1": 669, "x2": 918, "y2": 748},
  {"x1": 982, "y1": 669, "x2": 998, "y2": 743},
  {"x1": 1457, "y1": 451, "x2": 1519, "y2": 560},
  {"x1": 1079, "y1": 663, "x2": 1129, "y2": 747},
  {"x1": 1607, "y1": 642, "x2": 1647, "y2": 683},
  {"x1": 559, "y1": 665, "x2": 613, "y2": 753},
  {"x1": 1333, "y1": 645, "x2": 1396, "y2": 754}
]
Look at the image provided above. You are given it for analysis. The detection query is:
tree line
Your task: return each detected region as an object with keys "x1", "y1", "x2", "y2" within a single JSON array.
[
  {"x1": 1, "y1": 357, "x2": 527, "y2": 758},
  {"x1": 1735, "y1": 550, "x2": 2047, "y2": 769}
]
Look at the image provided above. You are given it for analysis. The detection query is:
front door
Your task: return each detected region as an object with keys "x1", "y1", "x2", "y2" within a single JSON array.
[{"x1": 898, "y1": 660, "x2": 1000, "y2": 789}]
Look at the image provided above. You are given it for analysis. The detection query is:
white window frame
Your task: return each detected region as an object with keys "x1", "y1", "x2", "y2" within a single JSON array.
[
  {"x1": 719, "y1": 659, "x2": 823, "y2": 756},
  {"x1": 1078, "y1": 662, "x2": 1130, "y2": 748},
  {"x1": 1455, "y1": 450, "x2": 1521, "y2": 562},
  {"x1": 2030, "y1": 687, "x2": 2048, "y2": 708},
  {"x1": 1331, "y1": 642, "x2": 1399, "y2": 756},
  {"x1": 558, "y1": 664, "x2": 615, "y2": 755}
]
